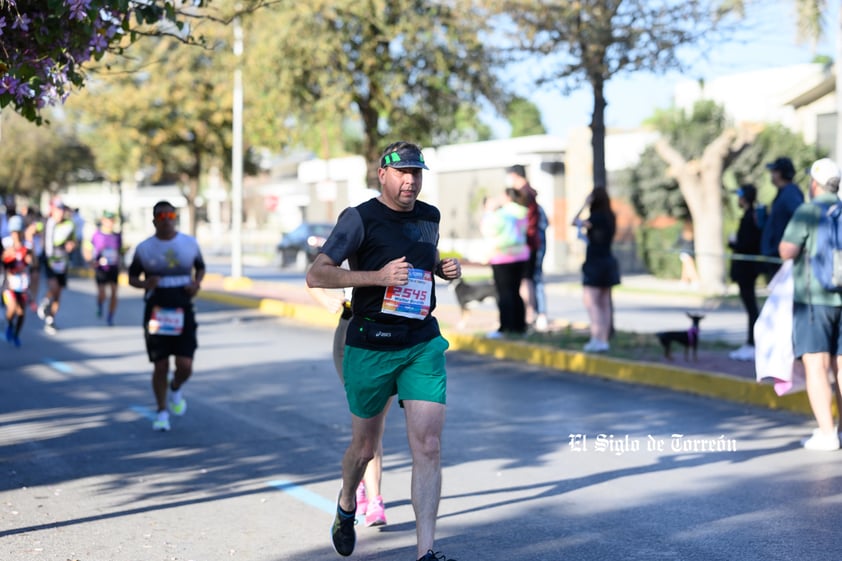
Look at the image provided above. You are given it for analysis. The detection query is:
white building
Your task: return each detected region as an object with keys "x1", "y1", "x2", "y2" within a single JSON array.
[{"x1": 291, "y1": 132, "x2": 660, "y2": 274}]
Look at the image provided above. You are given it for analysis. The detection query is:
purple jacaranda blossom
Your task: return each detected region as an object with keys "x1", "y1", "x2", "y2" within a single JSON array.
[
  {"x1": 3, "y1": 2, "x2": 193, "y2": 121},
  {"x1": 41, "y1": 59, "x2": 60, "y2": 79},
  {"x1": 65, "y1": 0, "x2": 91, "y2": 22},
  {"x1": 36, "y1": 80, "x2": 63, "y2": 108},
  {"x1": 14, "y1": 82, "x2": 35, "y2": 102},
  {"x1": 0, "y1": 76, "x2": 29, "y2": 103},
  {"x1": 103, "y1": 22, "x2": 118, "y2": 40},
  {"x1": 11, "y1": 13, "x2": 31, "y2": 32},
  {"x1": 0, "y1": 75, "x2": 18, "y2": 96},
  {"x1": 90, "y1": 27, "x2": 108, "y2": 52}
]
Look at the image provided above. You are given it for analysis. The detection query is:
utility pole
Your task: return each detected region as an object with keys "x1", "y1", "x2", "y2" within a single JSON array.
[
  {"x1": 836, "y1": 6, "x2": 842, "y2": 164},
  {"x1": 231, "y1": 9, "x2": 244, "y2": 278}
]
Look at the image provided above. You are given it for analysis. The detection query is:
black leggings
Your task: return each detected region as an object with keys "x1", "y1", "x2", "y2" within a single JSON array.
[
  {"x1": 736, "y1": 276, "x2": 759, "y2": 346},
  {"x1": 491, "y1": 261, "x2": 527, "y2": 334}
]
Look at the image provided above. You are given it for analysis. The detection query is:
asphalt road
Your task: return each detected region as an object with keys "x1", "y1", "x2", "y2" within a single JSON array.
[{"x1": 1, "y1": 278, "x2": 837, "y2": 561}]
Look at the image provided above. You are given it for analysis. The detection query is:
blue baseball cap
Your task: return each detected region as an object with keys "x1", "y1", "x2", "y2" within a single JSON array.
[
  {"x1": 765, "y1": 157, "x2": 795, "y2": 179},
  {"x1": 735, "y1": 185, "x2": 757, "y2": 202}
]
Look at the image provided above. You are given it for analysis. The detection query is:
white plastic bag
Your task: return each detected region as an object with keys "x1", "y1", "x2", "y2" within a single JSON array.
[{"x1": 754, "y1": 260, "x2": 805, "y2": 395}]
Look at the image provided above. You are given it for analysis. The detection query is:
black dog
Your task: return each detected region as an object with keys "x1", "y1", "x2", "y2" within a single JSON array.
[
  {"x1": 451, "y1": 278, "x2": 497, "y2": 328},
  {"x1": 656, "y1": 313, "x2": 705, "y2": 361}
]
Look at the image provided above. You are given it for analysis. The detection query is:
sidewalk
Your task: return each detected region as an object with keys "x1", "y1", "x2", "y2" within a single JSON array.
[{"x1": 198, "y1": 269, "x2": 811, "y2": 418}]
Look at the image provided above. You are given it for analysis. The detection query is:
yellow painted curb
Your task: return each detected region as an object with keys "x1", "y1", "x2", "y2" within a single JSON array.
[
  {"x1": 442, "y1": 332, "x2": 812, "y2": 417},
  {"x1": 223, "y1": 276, "x2": 254, "y2": 291},
  {"x1": 199, "y1": 290, "x2": 339, "y2": 330}
]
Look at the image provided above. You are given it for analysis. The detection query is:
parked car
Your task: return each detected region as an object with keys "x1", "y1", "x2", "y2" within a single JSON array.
[{"x1": 276, "y1": 222, "x2": 334, "y2": 269}]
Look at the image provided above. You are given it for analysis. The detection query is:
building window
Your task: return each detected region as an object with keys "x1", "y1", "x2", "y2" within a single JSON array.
[{"x1": 817, "y1": 112, "x2": 837, "y2": 158}]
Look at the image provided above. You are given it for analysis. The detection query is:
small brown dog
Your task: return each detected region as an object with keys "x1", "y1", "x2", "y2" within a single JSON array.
[{"x1": 656, "y1": 313, "x2": 705, "y2": 360}]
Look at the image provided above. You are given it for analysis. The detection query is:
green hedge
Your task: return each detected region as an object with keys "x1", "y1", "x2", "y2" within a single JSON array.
[{"x1": 636, "y1": 223, "x2": 683, "y2": 279}]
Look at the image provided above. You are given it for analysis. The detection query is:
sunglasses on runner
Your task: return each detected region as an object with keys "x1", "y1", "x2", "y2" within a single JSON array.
[{"x1": 155, "y1": 211, "x2": 177, "y2": 221}]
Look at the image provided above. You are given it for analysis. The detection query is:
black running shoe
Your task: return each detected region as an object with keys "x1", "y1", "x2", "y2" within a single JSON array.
[
  {"x1": 331, "y1": 493, "x2": 356, "y2": 556},
  {"x1": 418, "y1": 551, "x2": 457, "y2": 561}
]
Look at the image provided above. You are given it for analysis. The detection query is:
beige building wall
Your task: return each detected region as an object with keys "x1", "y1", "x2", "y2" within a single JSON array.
[{"x1": 784, "y1": 65, "x2": 837, "y2": 153}]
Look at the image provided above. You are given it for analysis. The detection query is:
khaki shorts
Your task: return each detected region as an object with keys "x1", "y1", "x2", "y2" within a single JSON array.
[{"x1": 342, "y1": 336, "x2": 449, "y2": 418}]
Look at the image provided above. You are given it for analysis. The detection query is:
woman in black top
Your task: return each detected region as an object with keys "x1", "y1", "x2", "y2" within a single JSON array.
[
  {"x1": 572, "y1": 187, "x2": 620, "y2": 352},
  {"x1": 728, "y1": 184, "x2": 762, "y2": 361}
]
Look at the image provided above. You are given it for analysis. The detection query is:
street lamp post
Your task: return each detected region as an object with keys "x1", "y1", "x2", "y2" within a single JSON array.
[
  {"x1": 836, "y1": 7, "x2": 842, "y2": 165},
  {"x1": 231, "y1": 12, "x2": 244, "y2": 278}
]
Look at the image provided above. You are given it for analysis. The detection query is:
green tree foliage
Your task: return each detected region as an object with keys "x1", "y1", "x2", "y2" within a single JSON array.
[
  {"x1": 729, "y1": 0, "x2": 826, "y2": 46},
  {"x1": 67, "y1": 13, "x2": 240, "y2": 234},
  {"x1": 628, "y1": 99, "x2": 757, "y2": 291},
  {"x1": 630, "y1": 100, "x2": 728, "y2": 222},
  {"x1": 628, "y1": 145, "x2": 685, "y2": 223},
  {"x1": 649, "y1": 101, "x2": 729, "y2": 160},
  {"x1": 629, "y1": 101, "x2": 824, "y2": 287},
  {"x1": 728, "y1": 123, "x2": 826, "y2": 196},
  {"x1": 793, "y1": 0, "x2": 827, "y2": 44},
  {"x1": 494, "y1": 0, "x2": 741, "y2": 189},
  {"x1": 632, "y1": 105, "x2": 825, "y2": 223},
  {"x1": 0, "y1": 109, "x2": 97, "y2": 200},
  {"x1": 245, "y1": 0, "x2": 504, "y2": 186},
  {"x1": 440, "y1": 105, "x2": 495, "y2": 145},
  {"x1": 505, "y1": 96, "x2": 546, "y2": 137}
]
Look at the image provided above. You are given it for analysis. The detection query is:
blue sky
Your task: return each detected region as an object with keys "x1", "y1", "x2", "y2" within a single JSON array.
[{"x1": 492, "y1": 0, "x2": 838, "y2": 138}]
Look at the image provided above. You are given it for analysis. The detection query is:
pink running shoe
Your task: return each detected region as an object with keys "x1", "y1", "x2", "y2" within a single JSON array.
[
  {"x1": 364, "y1": 495, "x2": 387, "y2": 527},
  {"x1": 355, "y1": 483, "x2": 368, "y2": 516}
]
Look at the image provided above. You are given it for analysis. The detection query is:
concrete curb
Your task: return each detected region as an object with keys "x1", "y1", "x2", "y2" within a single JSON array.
[{"x1": 196, "y1": 276, "x2": 812, "y2": 418}]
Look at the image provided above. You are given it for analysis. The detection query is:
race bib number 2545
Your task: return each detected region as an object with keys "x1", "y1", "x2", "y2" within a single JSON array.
[{"x1": 381, "y1": 268, "x2": 432, "y2": 320}]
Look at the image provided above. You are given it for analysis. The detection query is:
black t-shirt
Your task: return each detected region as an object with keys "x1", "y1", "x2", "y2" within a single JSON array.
[
  {"x1": 729, "y1": 208, "x2": 762, "y2": 281},
  {"x1": 321, "y1": 198, "x2": 442, "y2": 349},
  {"x1": 585, "y1": 210, "x2": 615, "y2": 260}
]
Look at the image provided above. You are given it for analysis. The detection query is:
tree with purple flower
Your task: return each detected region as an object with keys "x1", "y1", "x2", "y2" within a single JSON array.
[{"x1": 0, "y1": 1, "x2": 263, "y2": 124}]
